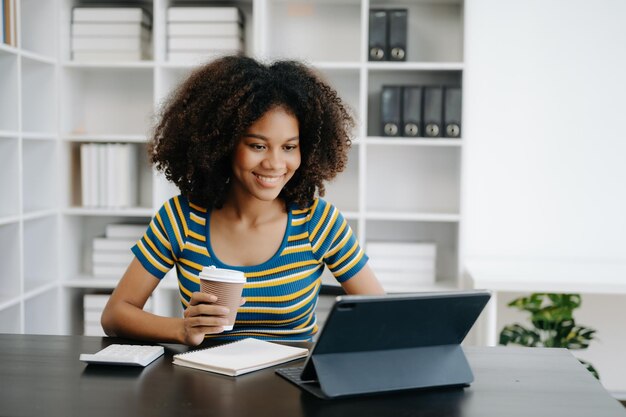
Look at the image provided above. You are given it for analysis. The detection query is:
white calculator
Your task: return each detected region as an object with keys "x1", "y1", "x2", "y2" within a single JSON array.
[{"x1": 79, "y1": 344, "x2": 164, "y2": 367}]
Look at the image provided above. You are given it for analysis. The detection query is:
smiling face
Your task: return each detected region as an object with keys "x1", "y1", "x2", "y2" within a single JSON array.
[{"x1": 230, "y1": 106, "x2": 301, "y2": 204}]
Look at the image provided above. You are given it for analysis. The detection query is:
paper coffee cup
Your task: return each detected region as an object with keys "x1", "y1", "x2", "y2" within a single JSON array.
[{"x1": 199, "y1": 266, "x2": 246, "y2": 331}]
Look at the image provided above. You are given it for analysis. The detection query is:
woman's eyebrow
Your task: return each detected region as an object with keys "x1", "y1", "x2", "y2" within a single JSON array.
[{"x1": 244, "y1": 133, "x2": 300, "y2": 141}]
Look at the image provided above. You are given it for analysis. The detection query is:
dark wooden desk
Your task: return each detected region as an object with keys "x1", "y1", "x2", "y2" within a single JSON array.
[{"x1": 1, "y1": 334, "x2": 624, "y2": 417}]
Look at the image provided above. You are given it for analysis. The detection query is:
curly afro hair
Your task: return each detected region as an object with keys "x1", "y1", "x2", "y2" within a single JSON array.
[{"x1": 149, "y1": 55, "x2": 355, "y2": 209}]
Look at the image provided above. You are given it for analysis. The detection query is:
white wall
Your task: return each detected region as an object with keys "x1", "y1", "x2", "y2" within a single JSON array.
[
  {"x1": 463, "y1": 0, "x2": 626, "y2": 395},
  {"x1": 464, "y1": 0, "x2": 626, "y2": 263}
]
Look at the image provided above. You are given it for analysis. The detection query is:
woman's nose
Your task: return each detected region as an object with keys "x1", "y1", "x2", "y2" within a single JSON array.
[{"x1": 262, "y1": 150, "x2": 285, "y2": 169}]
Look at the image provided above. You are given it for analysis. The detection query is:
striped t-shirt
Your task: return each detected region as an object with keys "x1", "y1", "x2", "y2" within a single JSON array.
[{"x1": 131, "y1": 195, "x2": 368, "y2": 341}]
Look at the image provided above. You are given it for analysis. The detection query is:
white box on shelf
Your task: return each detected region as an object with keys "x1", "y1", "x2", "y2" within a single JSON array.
[
  {"x1": 84, "y1": 294, "x2": 110, "y2": 310},
  {"x1": 84, "y1": 322, "x2": 106, "y2": 336},
  {"x1": 168, "y1": 22, "x2": 242, "y2": 37},
  {"x1": 72, "y1": 23, "x2": 151, "y2": 37},
  {"x1": 84, "y1": 309, "x2": 103, "y2": 323},
  {"x1": 72, "y1": 7, "x2": 152, "y2": 26},
  {"x1": 71, "y1": 36, "x2": 149, "y2": 51},
  {"x1": 368, "y1": 257, "x2": 435, "y2": 272},
  {"x1": 167, "y1": 37, "x2": 243, "y2": 51},
  {"x1": 167, "y1": 7, "x2": 242, "y2": 23},
  {"x1": 167, "y1": 51, "x2": 241, "y2": 64},
  {"x1": 105, "y1": 223, "x2": 148, "y2": 239},
  {"x1": 93, "y1": 264, "x2": 127, "y2": 278},
  {"x1": 93, "y1": 237, "x2": 137, "y2": 252},
  {"x1": 93, "y1": 251, "x2": 134, "y2": 265},
  {"x1": 366, "y1": 241, "x2": 437, "y2": 258},
  {"x1": 72, "y1": 51, "x2": 147, "y2": 62}
]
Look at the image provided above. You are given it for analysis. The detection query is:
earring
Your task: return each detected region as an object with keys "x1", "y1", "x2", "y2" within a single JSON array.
[{"x1": 225, "y1": 177, "x2": 230, "y2": 184}]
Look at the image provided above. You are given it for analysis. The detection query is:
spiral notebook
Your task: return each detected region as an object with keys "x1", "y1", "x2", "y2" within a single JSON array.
[{"x1": 172, "y1": 338, "x2": 309, "y2": 376}]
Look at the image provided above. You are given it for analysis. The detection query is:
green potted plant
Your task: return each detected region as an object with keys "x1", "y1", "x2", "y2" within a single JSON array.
[{"x1": 499, "y1": 293, "x2": 599, "y2": 379}]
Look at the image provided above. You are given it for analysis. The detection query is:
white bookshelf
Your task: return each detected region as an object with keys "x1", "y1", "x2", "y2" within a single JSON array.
[{"x1": 1, "y1": 0, "x2": 466, "y2": 335}]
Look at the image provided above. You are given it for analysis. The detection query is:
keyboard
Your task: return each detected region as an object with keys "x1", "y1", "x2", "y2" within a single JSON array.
[
  {"x1": 79, "y1": 344, "x2": 164, "y2": 367},
  {"x1": 276, "y1": 366, "x2": 307, "y2": 383},
  {"x1": 276, "y1": 366, "x2": 326, "y2": 398}
]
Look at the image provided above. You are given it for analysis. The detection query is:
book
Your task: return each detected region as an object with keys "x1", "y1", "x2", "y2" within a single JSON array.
[
  {"x1": 72, "y1": 36, "x2": 149, "y2": 51},
  {"x1": 167, "y1": 7, "x2": 242, "y2": 23},
  {"x1": 368, "y1": 257, "x2": 435, "y2": 272},
  {"x1": 1, "y1": 0, "x2": 5, "y2": 44},
  {"x1": 105, "y1": 223, "x2": 147, "y2": 239},
  {"x1": 84, "y1": 294, "x2": 110, "y2": 310},
  {"x1": 168, "y1": 22, "x2": 242, "y2": 37},
  {"x1": 80, "y1": 143, "x2": 92, "y2": 206},
  {"x1": 172, "y1": 338, "x2": 309, "y2": 376},
  {"x1": 92, "y1": 264, "x2": 127, "y2": 278},
  {"x1": 93, "y1": 251, "x2": 134, "y2": 265},
  {"x1": 93, "y1": 237, "x2": 137, "y2": 252},
  {"x1": 72, "y1": 51, "x2": 146, "y2": 62},
  {"x1": 72, "y1": 7, "x2": 152, "y2": 26},
  {"x1": 167, "y1": 50, "x2": 241, "y2": 64},
  {"x1": 72, "y1": 23, "x2": 150, "y2": 37},
  {"x1": 167, "y1": 36, "x2": 242, "y2": 51},
  {"x1": 366, "y1": 241, "x2": 437, "y2": 258}
]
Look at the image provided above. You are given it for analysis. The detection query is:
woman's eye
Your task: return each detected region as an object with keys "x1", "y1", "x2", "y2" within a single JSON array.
[
  {"x1": 284, "y1": 145, "x2": 298, "y2": 152},
  {"x1": 250, "y1": 144, "x2": 265, "y2": 151}
]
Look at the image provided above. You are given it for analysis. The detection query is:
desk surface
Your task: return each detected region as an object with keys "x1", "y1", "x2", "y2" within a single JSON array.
[{"x1": 1, "y1": 334, "x2": 624, "y2": 417}]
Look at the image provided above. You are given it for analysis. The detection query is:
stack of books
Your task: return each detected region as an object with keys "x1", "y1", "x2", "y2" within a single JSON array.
[
  {"x1": 92, "y1": 223, "x2": 147, "y2": 278},
  {"x1": 83, "y1": 294, "x2": 109, "y2": 336},
  {"x1": 366, "y1": 241, "x2": 437, "y2": 292},
  {"x1": 167, "y1": 6, "x2": 244, "y2": 64},
  {"x1": 71, "y1": 7, "x2": 152, "y2": 62},
  {"x1": 83, "y1": 293, "x2": 152, "y2": 336},
  {"x1": 80, "y1": 143, "x2": 139, "y2": 209}
]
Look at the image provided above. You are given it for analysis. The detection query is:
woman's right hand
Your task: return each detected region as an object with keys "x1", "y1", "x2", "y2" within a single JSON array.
[{"x1": 181, "y1": 292, "x2": 231, "y2": 346}]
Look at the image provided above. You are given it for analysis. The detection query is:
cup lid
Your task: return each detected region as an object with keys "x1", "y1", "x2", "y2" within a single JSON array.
[{"x1": 199, "y1": 266, "x2": 246, "y2": 283}]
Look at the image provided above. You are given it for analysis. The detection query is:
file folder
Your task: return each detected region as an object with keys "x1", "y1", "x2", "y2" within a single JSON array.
[
  {"x1": 444, "y1": 87, "x2": 462, "y2": 138},
  {"x1": 423, "y1": 86, "x2": 443, "y2": 137},
  {"x1": 276, "y1": 291, "x2": 491, "y2": 399},
  {"x1": 380, "y1": 86, "x2": 402, "y2": 136},
  {"x1": 402, "y1": 86, "x2": 423, "y2": 137},
  {"x1": 368, "y1": 9, "x2": 387, "y2": 61},
  {"x1": 388, "y1": 9, "x2": 408, "y2": 61}
]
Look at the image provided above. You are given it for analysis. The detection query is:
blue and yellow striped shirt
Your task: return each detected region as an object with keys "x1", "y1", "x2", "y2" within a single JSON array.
[{"x1": 131, "y1": 195, "x2": 368, "y2": 341}]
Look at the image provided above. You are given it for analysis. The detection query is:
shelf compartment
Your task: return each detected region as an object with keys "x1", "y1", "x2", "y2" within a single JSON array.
[
  {"x1": 23, "y1": 139, "x2": 58, "y2": 213},
  {"x1": 0, "y1": 303, "x2": 21, "y2": 333},
  {"x1": 366, "y1": 145, "x2": 460, "y2": 214},
  {"x1": 266, "y1": 0, "x2": 361, "y2": 62},
  {"x1": 24, "y1": 287, "x2": 60, "y2": 334},
  {"x1": 0, "y1": 138, "x2": 19, "y2": 217},
  {"x1": 21, "y1": 58, "x2": 58, "y2": 133},
  {"x1": 23, "y1": 216, "x2": 59, "y2": 294},
  {"x1": 0, "y1": 223, "x2": 21, "y2": 301},
  {"x1": 369, "y1": 0, "x2": 464, "y2": 63},
  {"x1": 61, "y1": 67, "x2": 154, "y2": 136},
  {"x1": 60, "y1": 215, "x2": 149, "y2": 279},
  {"x1": 316, "y1": 67, "x2": 361, "y2": 123},
  {"x1": 323, "y1": 146, "x2": 359, "y2": 213},
  {"x1": 156, "y1": 66, "x2": 194, "y2": 104},
  {"x1": 20, "y1": 0, "x2": 58, "y2": 58},
  {"x1": 367, "y1": 69, "x2": 462, "y2": 137},
  {"x1": 64, "y1": 141, "x2": 153, "y2": 209},
  {"x1": 365, "y1": 219, "x2": 459, "y2": 285},
  {"x1": 0, "y1": 53, "x2": 19, "y2": 132}
]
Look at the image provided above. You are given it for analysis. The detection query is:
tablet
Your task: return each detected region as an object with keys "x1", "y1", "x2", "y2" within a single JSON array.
[{"x1": 277, "y1": 290, "x2": 491, "y2": 399}]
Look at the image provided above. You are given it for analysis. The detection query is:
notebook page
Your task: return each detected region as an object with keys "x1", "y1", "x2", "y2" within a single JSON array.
[{"x1": 173, "y1": 338, "x2": 309, "y2": 376}]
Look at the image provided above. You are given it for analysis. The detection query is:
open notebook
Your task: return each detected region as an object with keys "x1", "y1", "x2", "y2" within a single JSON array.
[{"x1": 172, "y1": 338, "x2": 309, "y2": 376}]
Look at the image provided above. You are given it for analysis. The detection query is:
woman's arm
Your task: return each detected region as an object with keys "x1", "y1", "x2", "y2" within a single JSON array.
[
  {"x1": 101, "y1": 257, "x2": 231, "y2": 346},
  {"x1": 340, "y1": 263, "x2": 385, "y2": 295}
]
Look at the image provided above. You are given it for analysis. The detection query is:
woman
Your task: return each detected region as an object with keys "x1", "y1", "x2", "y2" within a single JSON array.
[{"x1": 101, "y1": 56, "x2": 384, "y2": 346}]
